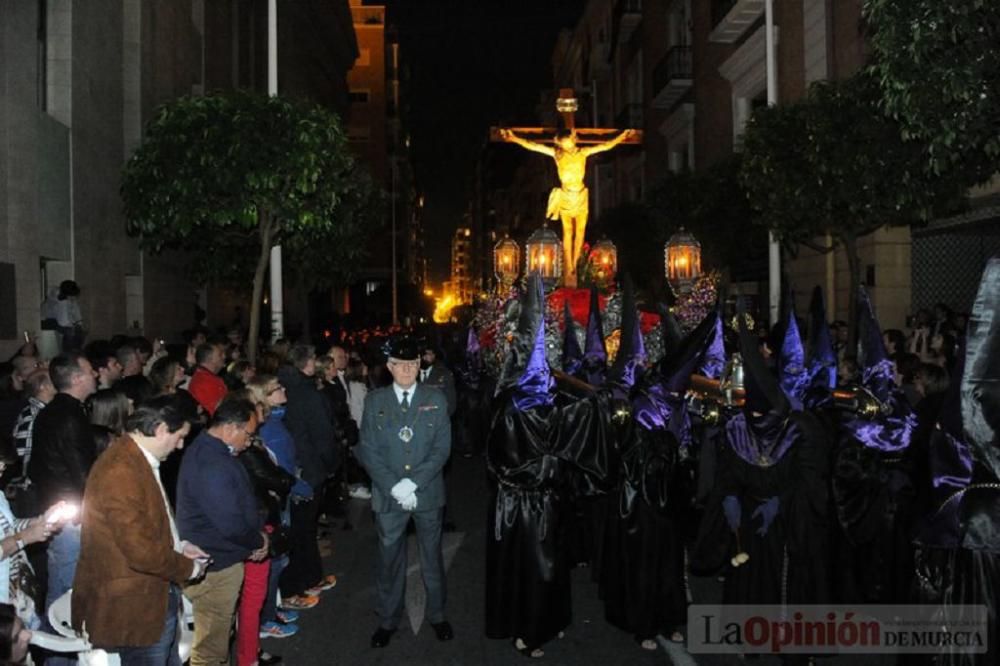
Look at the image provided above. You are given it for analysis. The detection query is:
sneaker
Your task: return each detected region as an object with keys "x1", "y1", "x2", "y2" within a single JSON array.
[
  {"x1": 279, "y1": 594, "x2": 319, "y2": 610},
  {"x1": 349, "y1": 484, "x2": 372, "y2": 499},
  {"x1": 275, "y1": 609, "x2": 299, "y2": 624},
  {"x1": 260, "y1": 621, "x2": 299, "y2": 639},
  {"x1": 304, "y1": 574, "x2": 337, "y2": 596}
]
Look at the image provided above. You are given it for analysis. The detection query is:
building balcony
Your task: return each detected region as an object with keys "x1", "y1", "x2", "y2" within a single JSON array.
[
  {"x1": 709, "y1": 0, "x2": 765, "y2": 44},
  {"x1": 613, "y1": 0, "x2": 642, "y2": 47},
  {"x1": 651, "y1": 46, "x2": 693, "y2": 110},
  {"x1": 615, "y1": 103, "x2": 643, "y2": 130}
]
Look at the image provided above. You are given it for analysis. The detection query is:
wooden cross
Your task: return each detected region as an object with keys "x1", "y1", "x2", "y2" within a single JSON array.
[{"x1": 489, "y1": 88, "x2": 643, "y2": 144}]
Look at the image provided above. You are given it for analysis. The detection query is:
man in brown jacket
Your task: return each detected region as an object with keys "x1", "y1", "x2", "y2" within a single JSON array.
[{"x1": 72, "y1": 396, "x2": 209, "y2": 664}]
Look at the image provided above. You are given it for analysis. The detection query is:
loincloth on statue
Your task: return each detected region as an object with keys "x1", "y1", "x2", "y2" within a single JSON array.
[{"x1": 546, "y1": 187, "x2": 589, "y2": 221}]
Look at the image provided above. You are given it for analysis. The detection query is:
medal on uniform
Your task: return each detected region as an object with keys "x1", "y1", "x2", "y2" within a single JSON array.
[{"x1": 398, "y1": 426, "x2": 414, "y2": 443}]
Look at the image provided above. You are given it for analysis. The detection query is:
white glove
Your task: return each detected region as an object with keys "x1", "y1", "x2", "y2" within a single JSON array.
[
  {"x1": 390, "y1": 478, "x2": 418, "y2": 502},
  {"x1": 398, "y1": 493, "x2": 418, "y2": 512}
]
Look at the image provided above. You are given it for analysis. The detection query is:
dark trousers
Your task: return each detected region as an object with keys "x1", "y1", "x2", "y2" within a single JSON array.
[
  {"x1": 374, "y1": 508, "x2": 446, "y2": 629},
  {"x1": 280, "y1": 496, "x2": 322, "y2": 597}
]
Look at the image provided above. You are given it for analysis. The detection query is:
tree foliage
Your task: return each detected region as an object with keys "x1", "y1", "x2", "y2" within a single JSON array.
[
  {"x1": 740, "y1": 73, "x2": 965, "y2": 340},
  {"x1": 122, "y1": 91, "x2": 384, "y2": 358},
  {"x1": 865, "y1": 0, "x2": 1000, "y2": 184},
  {"x1": 591, "y1": 157, "x2": 763, "y2": 301}
]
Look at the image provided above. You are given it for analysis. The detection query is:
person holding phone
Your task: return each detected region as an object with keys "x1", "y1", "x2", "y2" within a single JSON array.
[{"x1": 72, "y1": 396, "x2": 209, "y2": 665}]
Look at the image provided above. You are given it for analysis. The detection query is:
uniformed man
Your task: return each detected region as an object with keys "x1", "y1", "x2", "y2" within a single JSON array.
[{"x1": 356, "y1": 337, "x2": 454, "y2": 648}]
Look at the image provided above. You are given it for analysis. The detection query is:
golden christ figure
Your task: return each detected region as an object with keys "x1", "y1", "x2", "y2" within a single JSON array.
[{"x1": 499, "y1": 127, "x2": 637, "y2": 287}]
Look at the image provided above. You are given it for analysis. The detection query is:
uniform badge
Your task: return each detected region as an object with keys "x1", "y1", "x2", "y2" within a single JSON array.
[{"x1": 398, "y1": 426, "x2": 414, "y2": 443}]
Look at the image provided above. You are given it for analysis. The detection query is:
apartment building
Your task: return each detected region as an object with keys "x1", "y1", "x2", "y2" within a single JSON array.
[{"x1": 0, "y1": 0, "x2": 359, "y2": 355}]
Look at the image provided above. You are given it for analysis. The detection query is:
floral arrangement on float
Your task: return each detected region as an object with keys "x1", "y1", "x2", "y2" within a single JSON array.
[{"x1": 471, "y1": 230, "x2": 717, "y2": 379}]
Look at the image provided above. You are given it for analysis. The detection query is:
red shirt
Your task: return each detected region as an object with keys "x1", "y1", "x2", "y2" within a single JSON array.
[{"x1": 188, "y1": 367, "x2": 227, "y2": 416}]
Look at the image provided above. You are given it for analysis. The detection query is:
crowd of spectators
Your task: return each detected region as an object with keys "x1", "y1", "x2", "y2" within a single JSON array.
[{"x1": 0, "y1": 323, "x2": 418, "y2": 665}]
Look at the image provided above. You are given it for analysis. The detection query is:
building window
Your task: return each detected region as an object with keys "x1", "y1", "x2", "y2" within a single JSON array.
[{"x1": 349, "y1": 90, "x2": 370, "y2": 104}]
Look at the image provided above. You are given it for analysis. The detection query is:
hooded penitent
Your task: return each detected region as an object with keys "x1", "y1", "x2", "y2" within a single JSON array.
[
  {"x1": 562, "y1": 300, "x2": 584, "y2": 376},
  {"x1": 857, "y1": 287, "x2": 895, "y2": 403},
  {"x1": 581, "y1": 288, "x2": 607, "y2": 386},
  {"x1": 962, "y1": 256, "x2": 1000, "y2": 484},
  {"x1": 831, "y1": 288, "x2": 919, "y2": 606},
  {"x1": 777, "y1": 295, "x2": 809, "y2": 409},
  {"x1": 806, "y1": 286, "x2": 837, "y2": 392},
  {"x1": 511, "y1": 274, "x2": 555, "y2": 412},
  {"x1": 959, "y1": 256, "x2": 1000, "y2": 552},
  {"x1": 842, "y1": 287, "x2": 916, "y2": 453},
  {"x1": 463, "y1": 325, "x2": 482, "y2": 386},
  {"x1": 692, "y1": 297, "x2": 831, "y2": 607},
  {"x1": 607, "y1": 275, "x2": 646, "y2": 395},
  {"x1": 600, "y1": 283, "x2": 693, "y2": 644},
  {"x1": 911, "y1": 258, "x2": 1000, "y2": 666},
  {"x1": 485, "y1": 273, "x2": 616, "y2": 652}
]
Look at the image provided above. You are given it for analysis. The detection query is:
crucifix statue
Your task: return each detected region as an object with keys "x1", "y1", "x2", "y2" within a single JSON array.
[{"x1": 492, "y1": 88, "x2": 642, "y2": 288}]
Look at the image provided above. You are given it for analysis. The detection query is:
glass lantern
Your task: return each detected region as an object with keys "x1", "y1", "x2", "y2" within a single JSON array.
[
  {"x1": 664, "y1": 227, "x2": 702, "y2": 292},
  {"x1": 590, "y1": 237, "x2": 618, "y2": 282},
  {"x1": 493, "y1": 236, "x2": 520, "y2": 285},
  {"x1": 525, "y1": 224, "x2": 563, "y2": 287}
]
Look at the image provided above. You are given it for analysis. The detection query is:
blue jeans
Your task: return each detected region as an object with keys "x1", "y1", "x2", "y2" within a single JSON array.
[
  {"x1": 45, "y1": 524, "x2": 81, "y2": 666},
  {"x1": 109, "y1": 585, "x2": 181, "y2": 666},
  {"x1": 262, "y1": 554, "x2": 289, "y2": 624}
]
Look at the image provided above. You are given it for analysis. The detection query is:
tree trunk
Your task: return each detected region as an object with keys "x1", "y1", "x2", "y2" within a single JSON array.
[
  {"x1": 842, "y1": 232, "x2": 861, "y2": 355},
  {"x1": 247, "y1": 212, "x2": 274, "y2": 366}
]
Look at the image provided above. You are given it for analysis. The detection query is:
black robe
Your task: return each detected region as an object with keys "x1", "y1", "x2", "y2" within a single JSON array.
[
  {"x1": 484, "y1": 388, "x2": 613, "y2": 648},
  {"x1": 692, "y1": 410, "x2": 831, "y2": 607},
  {"x1": 599, "y1": 417, "x2": 687, "y2": 639}
]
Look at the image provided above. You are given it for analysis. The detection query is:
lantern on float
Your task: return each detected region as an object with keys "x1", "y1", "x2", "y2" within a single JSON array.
[
  {"x1": 493, "y1": 236, "x2": 520, "y2": 285},
  {"x1": 590, "y1": 237, "x2": 618, "y2": 282},
  {"x1": 664, "y1": 227, "x2": 702, "y2": 292},
  {"x1": 525, "y1": 224, "x2": 563, "y2": 287}
]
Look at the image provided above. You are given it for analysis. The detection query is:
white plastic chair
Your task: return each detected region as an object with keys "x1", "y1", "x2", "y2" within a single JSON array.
[{"x1": 32, "y1": 589, "x2": 194, "y2": 665}]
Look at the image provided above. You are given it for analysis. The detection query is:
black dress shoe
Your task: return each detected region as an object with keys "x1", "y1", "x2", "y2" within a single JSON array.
[
  {"x1": 371, "y1": 626, "x2": 396, "y2": 648},
  {"x1": 431, "y1": 621, "x2": 454, "y2": 641}
]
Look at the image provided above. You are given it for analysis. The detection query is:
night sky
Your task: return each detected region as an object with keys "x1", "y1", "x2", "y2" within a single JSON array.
[{"x1": 382, "y1": 0, "x2": 584, "y2": 282}]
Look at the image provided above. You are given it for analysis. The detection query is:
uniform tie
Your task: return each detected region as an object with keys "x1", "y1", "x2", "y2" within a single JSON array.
[{"x1": 401, "y1": 390, "x2": 410, "y2": 411}]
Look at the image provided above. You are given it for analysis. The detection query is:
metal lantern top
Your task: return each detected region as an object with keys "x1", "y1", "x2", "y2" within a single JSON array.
[
  {"x1": 525, "y1": 224, "x2": 563, "y2": 284},
  {"x1": 664, "y1": 227, "x2": 702, "y2": 288},
  {"x1": 494, "y1": 236, "x2": 520, "y2": 283},
  {"x1": 590, "y1": 237, "x2": 618, "y2": 281}
]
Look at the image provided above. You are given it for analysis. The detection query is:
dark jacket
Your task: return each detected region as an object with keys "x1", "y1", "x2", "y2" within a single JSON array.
[
  {"x1": 176, "y1": 430, "x2": 263, "y2": 571},
  {"x1": 27, "y1": 392, "x2": 97, "y2": 507},
  {"x1": 240, "y1": 441, "x2": 295, "y2": 526},
  {"x1": 321, "y1": 379, "x2": 358, "y2": 447},
  {"x1": 280, "y1": 368, "x2": 338, "y2": 492}
]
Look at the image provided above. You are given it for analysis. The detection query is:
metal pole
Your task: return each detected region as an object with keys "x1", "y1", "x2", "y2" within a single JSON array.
[
  {"x1": 592, "y1": 79, "x2": 600, "y2": 217},
  {"x1": 765, "y1": 0, "x2": 780, "y2": 327},
  {"x1": 391, "y1": 159, "x2": 399, "y2": 325},
  {"x1": 267, "y1": 0, "x2": 284, "y2": 342}
]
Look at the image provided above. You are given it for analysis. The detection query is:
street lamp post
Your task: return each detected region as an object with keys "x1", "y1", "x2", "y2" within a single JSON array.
[
  {"x1": 765, "y1": 0, "x2": 780, "y2": 327},
  {"x1": 391, "y1": 158, "x2": 399, "y2": 325},
  {"x1": 267, "y1": 0, "x2": 284, "y2": 343}
]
